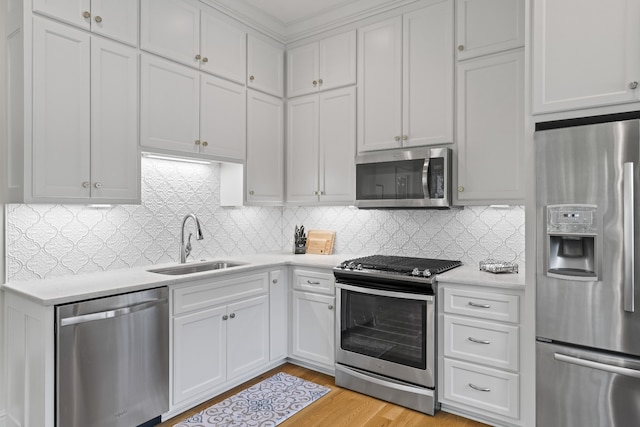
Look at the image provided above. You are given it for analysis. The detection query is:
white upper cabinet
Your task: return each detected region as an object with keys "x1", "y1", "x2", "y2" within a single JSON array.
[
  {"x1": 287, "y1": 87, "x2": 356, "y2": 205},
  {"x1": 141, "y1": 54, "x2": 246, "y2": 161},
  {"x1": 455, "y1": 50, "x2": 525, "y2": 204},
  {"x1": 287, "y1": 30, "x2": 356, "y2": 98},
  {"x1": 455, "y1": 0, "x2": 524, "y2": 60},
  {"x1": 532, "y1": 0, "x2": 640, "y2": 114},
  {"x1": 248, "y1": 35, "x2": 285, "y2": 98},
  {"x1": 357, "y1": 0, "x2": 454, "y2": 152},
  {"x1": 32, "y1": 17, "x2": 139, "y2": 203},
  {"x1": 141, "y1": 0, "x2": 246, "y2": 82},
  {"x1": 33, "y1": 0, "x2": 139, "y2": 46},
  {"x1": 246, "y1": 90, "x2": 284, "y2": 204}
]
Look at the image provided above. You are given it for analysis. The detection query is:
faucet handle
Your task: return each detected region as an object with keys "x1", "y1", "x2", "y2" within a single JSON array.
[{"x1": 185, "y1": 232, "x2": 193, "y2": 259}]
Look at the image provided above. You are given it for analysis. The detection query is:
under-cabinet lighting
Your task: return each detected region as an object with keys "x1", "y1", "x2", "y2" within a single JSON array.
[
  {"x1": 142, "y1": 153, "x2": 212, "y2": 165},
  {"x1": 489, "y1": 205, "x2": 510, "y2": 209},
  {"x1": 87, "y1": 204, "x2": 113, "y2": 209}
]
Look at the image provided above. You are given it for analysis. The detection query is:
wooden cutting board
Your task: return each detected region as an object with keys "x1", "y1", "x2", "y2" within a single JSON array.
[{"x1": 305, "y1": 230, "x2": 336, "y2": 255}]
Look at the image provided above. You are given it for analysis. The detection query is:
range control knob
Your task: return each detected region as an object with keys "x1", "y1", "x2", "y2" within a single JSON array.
[
  {"x1": 412, "y1": 268, "x2": 421, "y2": 276},
  {"x1": 423, "y1": 269, "x2": 432, "y2": 277},
  {"x1": 356, "y1": 264, "x2": 363, "y2": 270},
  {"x1": 347, "y1": 262, "x2": 357, "y2": 269}
]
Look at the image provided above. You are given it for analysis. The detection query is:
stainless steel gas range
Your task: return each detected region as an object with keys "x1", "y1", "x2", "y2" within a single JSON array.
[{"x1": 333, "y1": 255, "x2": 462, "y2": 415}]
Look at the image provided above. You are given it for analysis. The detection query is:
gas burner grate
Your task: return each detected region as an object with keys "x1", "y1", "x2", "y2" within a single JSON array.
[{"x1": 343, "y1": 255, "x2": 462, "y2": 275}]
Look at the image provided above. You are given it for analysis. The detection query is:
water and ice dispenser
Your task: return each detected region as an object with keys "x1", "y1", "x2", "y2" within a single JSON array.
[{"x1": 546, "y1": 205, "x2": 599, "y2": 280}]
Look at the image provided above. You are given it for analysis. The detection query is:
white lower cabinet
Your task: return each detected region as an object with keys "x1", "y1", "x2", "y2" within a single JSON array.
[
  {"x1": 171, "y1": 272, "x2": 270, "y2": 410},
  {"x1": 438, "y1": 282, "x2": 524, "y2": 426},
  {"x1": 289, "y1": 268, "x2": 335, "y2": 372}
]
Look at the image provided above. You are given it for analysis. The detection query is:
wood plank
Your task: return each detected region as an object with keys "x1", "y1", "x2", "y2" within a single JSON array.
[{"x1": 159, "y1": 363, "x2": 489, "y2": 427}]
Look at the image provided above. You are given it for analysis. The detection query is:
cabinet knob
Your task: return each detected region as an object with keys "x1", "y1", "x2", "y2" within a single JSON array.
[
  {"x1": 458, "y1": 186, "x2": 464, "y2": 192},
  {"x1": 313, "y1": 80, "x2": 318, "y2": 87},
  {"x1": 630, "y1": 81, "x2": 639, "y2": 90},
  {"x1": 394, "y1": 136, "x2": 401, "y2": 142},
  {"x1": 201, "y1": 141, "x2": 208, "y2": 147},
  {"x1": 249, "y1": 75, "x2": 255, "y2": 81},
  {"x1": 229, "y1": 313, "x2": 236, "y2": 319},
  {"x1": 82, "y1": 181, "x2": 90, "y2": 188},
  {"x1": 94, "y1": 182, "x2": 102, "y2": 189},
  {"x1": 458, "y1": 45, "x2": 465, "y2": 51},
  {"x1": 195, "y1": 54, "x2": 201, "y2": 61},
  {"x1": 223, "y1": 314, "x2": 228, "y2": 320},
  {"x1": 195, "y1": 140, "x2": 201, "y2": 145},
  {"x1": 202, "y1": 57, "x2": 208, "y2": 63},
  {"x1": 328, "y1": 305, "x2": 334, "y2": 310},
  {"x1": 272, "y1": 279, "x2": 278, "y2": 284},
  {"x1": 318, "y1": 79, "x2": 323, "y2": 85},
  {"x1": 319, "y1": 191, "x2": 324, "y2": 195},
  {"x1": 249, "y1": 190, "x2": 255, "y2": 195},
  {"x1": 94, "y1": 15, "x2": 102, "y2": 23},
  {"x1": 82, "y1": 11, "x2": 91, "y2": 18},
  {"x1": 402, "y1": 135, "x2": 408, "y2": 140},
  {"x1": 314, "y1": 190, "x2": 319, "y2": 195}
]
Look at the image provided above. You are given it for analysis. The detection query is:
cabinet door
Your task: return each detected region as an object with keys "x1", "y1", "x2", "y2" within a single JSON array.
[
  {"x1": 357, "y1": 17, "x2": 402, "y2": 152},
  {"x1": 173, "y1": 305, "x2": 227, "y2": 405},
  {"x1": 319, "y1": 87, "x2": 356, "y2": 203},
  {"x1": 246, "y1": 90, "x2": 284, "y2": 204},
  {"x1": 91, "y1": 38, "x2": 139, "y2": 203},
  {"x1": 200, "y1": 75, "x2": 246, "y2": 160},
  {"x1": 32, "y1": 17, "x2": 91, "y2": 200},
  {"x1": 287, "y1": 42, "x2": 319, "y2": 98},
  {"x1": 403, "y1": 1, "x2": 454, "y2": 147},
  {"x1": 140, "y1": 55, "x2": 200, "y2": 155},
  {"x1": 456, "y1": 0, "x2": 525, "y2": 60},
  {"x1": 291, "y1": 290, "x2": 335, "y2": 368},
  {"x1": 456, "y1": 50, "x2": 524, "y2": 204},
  {"x1": 140, "y1": 0, "x2": 200, "y2": 67},
  {"x1": 247, "y1": 35, "x2": 284, "y2": 97},
  {"x1": 200, "y1": 9, "x2": 246, "y2": 84},
  {"x1": 319, "y1": 30, "x2": 357, "y2": 92},
  {"x1": 532, "y1": 0, "x2": 640, "y2": 113},
  {"x1": 286, "y1": 94, "x2": 319, "y2": 203},
  {"x1": 32, "y1": 0, "x2": 91, "y2": 30},
  {"x1": 91, "y1": 0, "x2": 139, "y2": 46},
  {"x1": 226, "y1": 295, "x2": 269, "y2": 380},
  {"x1": 269, "y1": 270, "x2": 288, "y2": 361}
]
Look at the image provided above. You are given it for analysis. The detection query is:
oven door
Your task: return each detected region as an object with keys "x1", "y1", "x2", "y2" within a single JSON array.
[{"x1": 335, "y1": 282, "x2": 435, "y2": 387}]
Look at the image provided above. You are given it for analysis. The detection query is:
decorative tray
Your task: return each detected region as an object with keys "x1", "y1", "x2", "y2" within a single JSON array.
[{"x1": 479, "y1": 259, "x2": 519, "y2": 274}]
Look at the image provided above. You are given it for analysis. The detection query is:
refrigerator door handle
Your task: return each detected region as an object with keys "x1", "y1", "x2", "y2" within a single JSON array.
[
  {"x1": 555, "y1": 352, "x2": 640, "y2": 379},
  {"x1": 624, "y1": 162, "x2": 635, "y2": 312}
]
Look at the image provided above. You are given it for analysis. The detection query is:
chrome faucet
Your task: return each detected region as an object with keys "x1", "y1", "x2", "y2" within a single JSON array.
[{"x1": 180, "y1": 213, "x2": 204, "y2": 263}]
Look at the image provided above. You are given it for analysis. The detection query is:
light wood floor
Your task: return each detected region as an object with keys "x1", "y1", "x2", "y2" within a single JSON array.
[{"x1": 159, "y1": 363, "x2": 488, "y2": 427}]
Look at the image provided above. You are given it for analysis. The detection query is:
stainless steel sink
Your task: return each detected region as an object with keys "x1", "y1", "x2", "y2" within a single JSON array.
[{"x1": 148, "y1": 261, "x2": 246, "y2": 275}]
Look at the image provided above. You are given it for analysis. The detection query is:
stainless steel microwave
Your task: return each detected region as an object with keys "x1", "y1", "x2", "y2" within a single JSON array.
[{"x1": 355, "y1": 147, "x2": 452, "y2": 208}]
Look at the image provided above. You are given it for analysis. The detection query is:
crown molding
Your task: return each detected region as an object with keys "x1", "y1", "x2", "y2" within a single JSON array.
[{"x1": 200, "y1": 0, "x2": 421, "y2": 44}]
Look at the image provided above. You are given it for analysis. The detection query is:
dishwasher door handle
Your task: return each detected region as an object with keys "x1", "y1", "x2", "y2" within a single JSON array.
[{"x1": 60, "y1": 299, "x2": 166, "y2": 327}]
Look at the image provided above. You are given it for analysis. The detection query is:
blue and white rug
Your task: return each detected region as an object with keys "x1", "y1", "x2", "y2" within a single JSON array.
[{"x1": 174, "y1": 372, "x2": 331, "y2": 427}]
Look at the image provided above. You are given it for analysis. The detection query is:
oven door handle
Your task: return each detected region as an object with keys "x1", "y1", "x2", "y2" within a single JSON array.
[{"x1": 336, "y1": 282, "x2": 434, "y2": 302}]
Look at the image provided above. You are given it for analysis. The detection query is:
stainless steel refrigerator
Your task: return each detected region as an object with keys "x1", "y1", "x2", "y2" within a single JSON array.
[{"x1": 536, "y1": 117, "x2": 640, "y2": 427}]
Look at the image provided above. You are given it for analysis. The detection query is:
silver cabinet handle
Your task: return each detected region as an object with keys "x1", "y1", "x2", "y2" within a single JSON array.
[
  {"x1": 630, "y1": 81, "x2": 639, "y2": 90},
  {"x1": 394, "y1": 136, "x2": 401, "y2": 142},
  {"x1": 195, "y1": 54, "x2": 201, "y2": 61},
  {"x1": 468, "y1": 337, "x2": 491, "y2": 344},
  {"x1": 307, "y1": 280, "x2": 321, "y2": 285},
  {"x1": 201, "y1": 141, "x2": 208, "y2": 147},
  {"x1": 272, "y1": 279, "x2": 278, "y2": 284},
  {"x1": 555, "y1": 353, "x2": 640, "y2": 379},
  {"x1": 318, "y1": 79, "x2": 323, "y2": 85},
  {"x1": 249, "y1": 75, "x2": 255, "y2": 81},
  {"x1": 195, "y1": 140, "x2": 201, "y2": 145},
  {"x1": 229, "y1": 313, "x2": 236, "y2": 319},
  {"x1": 60, "y1": 299, "x2": 164, "y2": 327},
  {"x1": 458, "y1": 45, "x2": 465, "y2": 51},
  {"x1": 468, "y1": 301, "x2": 491, "y2": 309},
  {"x1": 249, "y1": 190, "x2": 255, "y2": 195},
  {"x1": 94, "y1": 15, "x2": 102, "y2": 23},
  {"x1": 223, "y1": 314, "x2": 228, "y2": 320},
  {"x1": 202, "y1": 57, "x2": 208, "y2": 63},
  {"x1": 82, "y1": 11, "x2": 91, "y2": 18},
  {"x1": 94, "y1": 182, "x2": 102, "y2": 189},
  {"x1": 402, "y1": 135, "x2": 408, "y2": 140},
  {"x1": 82, "y1": 181, "x2": 90, "y2": 188},
  {"x1": 624, "y1": 162, "x2": 635, "y2": 312},
  {"x1": 469, "y1": 383, "x2": 491, "y2": 392},
  {"x1": 328, "y1": 305, "x2": 334, "y2": 310},
  {"x1": 312, "y1": 80, "x2": 318, "y2": 87}
]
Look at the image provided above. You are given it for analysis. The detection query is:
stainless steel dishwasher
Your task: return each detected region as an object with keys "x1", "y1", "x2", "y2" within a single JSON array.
[{"x1": 56, "y1": 287, "x2": 169, "y2": 427}]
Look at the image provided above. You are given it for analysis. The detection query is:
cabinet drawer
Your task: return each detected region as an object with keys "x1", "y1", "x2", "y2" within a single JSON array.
[
  {"x1": 443, "y1": 287, "x2": 519, "y2": 323},
  {"x1": 443, "y1": 315, "x2": 519, "y2": 371},
  {"x1": 173, "y1": 273, "x2": 268, "y2": 315},
  {"x1": 292, "y1": 269, "x2": 335, "y2": 294},
  {"x1": 443, "y1": 358, "x2": 519, "y2": 419}
]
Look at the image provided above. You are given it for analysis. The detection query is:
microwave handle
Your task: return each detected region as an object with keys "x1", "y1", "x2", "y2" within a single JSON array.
[{"x1": 422, "y1": 158, "x2": 430, "y2": 198}]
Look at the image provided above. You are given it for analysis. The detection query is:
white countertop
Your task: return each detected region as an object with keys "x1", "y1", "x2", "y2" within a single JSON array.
[
  {"x1": 2, "y1": 252, "x2": 351, "y2": 306},
  {"x1": 436, "y1": 264, "x2": 526, "y2": 289}
]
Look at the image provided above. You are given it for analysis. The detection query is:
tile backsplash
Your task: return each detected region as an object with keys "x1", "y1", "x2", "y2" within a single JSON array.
[{"x1": 5, "y1": 158, "x2": 524, "y2": 282}]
